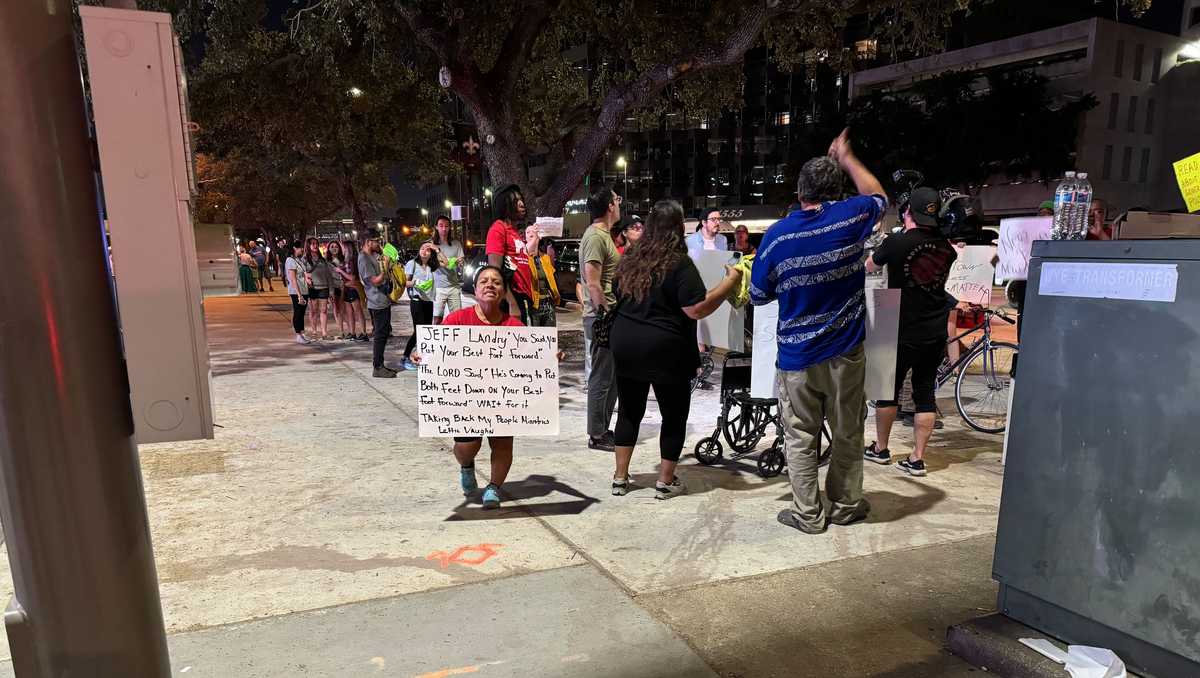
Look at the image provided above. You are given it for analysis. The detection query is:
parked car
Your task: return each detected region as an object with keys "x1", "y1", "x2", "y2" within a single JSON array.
[{"x1": 461, "y1": 239, "x2": 580, "y2": 304}]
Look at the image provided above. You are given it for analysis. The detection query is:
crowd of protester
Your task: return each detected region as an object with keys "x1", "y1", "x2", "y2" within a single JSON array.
[{"x1": 254, "y1": 129, "x2": 1021, "y2": 519}]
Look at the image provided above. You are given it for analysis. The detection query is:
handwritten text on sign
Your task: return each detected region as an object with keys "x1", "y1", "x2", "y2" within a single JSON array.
[
  {"x1": 996, "y1": 216, "x2": 1052, "y2": 282},
  {"x1": 1174, "y1": 151, "x2": 1200, "y2": 214},
  {"x1": 946, "y1": 245, "x2": 996, "y2": 306},
  {"x1": 417, "y1": 326, "x2": 559, "y2": 437}
]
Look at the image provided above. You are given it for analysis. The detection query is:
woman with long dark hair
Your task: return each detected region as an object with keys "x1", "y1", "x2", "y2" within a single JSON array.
[
  {"x1": 326, "y1": 241, "x2": 354, "y2": 340},
  {"x1": 341, "y1": 239, "x2": 369, "y2": 341},
  {"x1": 609, "y1": 200, "x2": 741, "y2": 499},
  {"x1": 411, "y1": 265, "x2": 563, "y2": 510},
  {"x1": 284, "y1": 240, "x2": 310, "y2": 344},
  {"x1": 402, "y1": 242, "x2": 439, "y2": 370},
  {"x1": 485, "y1": 185, "x2": 537, "y2": 324},
  {"x1": 302, "y1": 237, "x2": 334, "y2": 340}
]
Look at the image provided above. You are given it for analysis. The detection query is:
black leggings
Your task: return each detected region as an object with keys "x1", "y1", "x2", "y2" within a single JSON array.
[
  {"x1": 404, "y1": 299, "x2": 435, "y2": 359},
  {"x1": 290, "y1": 294, "x2": 306, "y2": 334},
  {"x1": 613, "y1": 376, "x2": 692, "y2": 462}
]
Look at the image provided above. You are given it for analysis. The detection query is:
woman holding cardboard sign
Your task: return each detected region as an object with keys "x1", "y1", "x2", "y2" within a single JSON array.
[
  {"x1": 413, "y1": 265, "x2": 527, "y2": 510},
  {"x1": 609, "y1": 200, "x2": 742, "y2": 499}
]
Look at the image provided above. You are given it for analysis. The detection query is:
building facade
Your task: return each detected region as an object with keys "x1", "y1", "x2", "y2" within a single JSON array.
[{"x1": 850, "y1": 18, "x2": 1197, "y2": 215}]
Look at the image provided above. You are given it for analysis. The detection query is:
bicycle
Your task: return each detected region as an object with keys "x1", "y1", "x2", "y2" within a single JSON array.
[{"x1": 937, "y1": 307, "x2": 1019, "y2": 434}]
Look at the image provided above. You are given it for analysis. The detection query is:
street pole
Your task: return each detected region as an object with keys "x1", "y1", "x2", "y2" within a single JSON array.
[{"x1": 0, "y1": 1, "x2": 172, "y2": 676}]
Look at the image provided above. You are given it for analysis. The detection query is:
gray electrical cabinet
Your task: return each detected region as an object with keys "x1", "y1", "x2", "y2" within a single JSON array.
[{"x1": 995, "y1": 239, "x2": 1200, "y2": 677}]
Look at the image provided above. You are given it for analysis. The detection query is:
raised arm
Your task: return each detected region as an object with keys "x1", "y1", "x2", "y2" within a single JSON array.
[{"x1": 829, "y1": 129, "x2": 885, "y2": 200}]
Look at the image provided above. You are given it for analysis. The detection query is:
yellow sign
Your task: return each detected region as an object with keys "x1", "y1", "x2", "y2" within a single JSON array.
[{"x1": 1174, "y1": 151, "x2": 1200, "y2": 213}]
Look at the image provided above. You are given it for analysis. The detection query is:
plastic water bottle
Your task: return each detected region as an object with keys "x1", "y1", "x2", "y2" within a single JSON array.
[
  {"x1": 1051, "y1": 171, "x2": 1076, "y2": 240},
  {"x1": 1070, "y1": 173, "x2": 1093, "y2": 240}
]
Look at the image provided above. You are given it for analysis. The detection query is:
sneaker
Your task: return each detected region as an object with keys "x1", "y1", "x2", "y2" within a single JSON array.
[
  {"x1": 295, "y1": 334, "x2": 310, "y2": 344},
  {"x1": 403, "y1": 359, "x2": 419, "y2": 371},
  {"x1": 897, "y1": 458, "x2": 927, "y2": 477},
  {"x1": 611, "y1": 476, "x2": 633, "y2": 496},
  {"x1": 588, "y1": 432, "x2": 615, "y2": 451},
  {"x1": 459, "y1": 466, "x2": 478, "y2": 495},
  {"x1": 777, "y1": 509, "x2": 828, "y2": 534},
  {"x1": 481, "y1": 484, "x2": 501, "y2": 510},
  {"x1": 372, "y1": 367, "x2": 398, "y2": 378},
  {"x1": 864, "y1": 442, "x2": 891, "y2": 465},
  {"x1": 356, "y1": 334, "x2": 370, "y2": 342},
  {"x1": 655, "y1": 476, "x2": 687, "y2": 500}
]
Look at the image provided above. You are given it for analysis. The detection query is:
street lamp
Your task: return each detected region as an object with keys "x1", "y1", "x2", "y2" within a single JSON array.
[
  {"x1": 444, "y1": 198, "x2": 453, "y2": 209},
  {"x1": 616, "y1": 155, "x2": 628, "y2": 198},
  {"x1": 483, "y1": 187, "x2": 492, "y2": 198},
  {"x1": 420, "y1": 207, "x2": 428, "y2": 216},
  {"x1": 348, "y1": 86, "x2": 364, "y2": 98}
]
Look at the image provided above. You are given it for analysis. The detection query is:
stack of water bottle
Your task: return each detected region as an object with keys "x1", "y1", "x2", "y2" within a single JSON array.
[{"x1": 1050, "y1": 171, "x2": 1093, "y2": 240}]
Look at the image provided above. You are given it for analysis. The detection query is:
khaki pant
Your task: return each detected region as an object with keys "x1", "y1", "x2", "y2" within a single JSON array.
[{"x1": 777, "y1": 344, "x2": 870, "y2": 531}]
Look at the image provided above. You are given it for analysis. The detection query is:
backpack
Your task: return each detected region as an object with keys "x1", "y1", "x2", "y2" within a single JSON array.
[{"x1": 386, "y1": 259, "x2": 408, "y2": 304}]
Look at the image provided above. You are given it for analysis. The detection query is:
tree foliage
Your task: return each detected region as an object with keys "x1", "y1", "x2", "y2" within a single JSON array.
[{"x1": 188, "y1": 0, "x2": 452, "y2": 231}]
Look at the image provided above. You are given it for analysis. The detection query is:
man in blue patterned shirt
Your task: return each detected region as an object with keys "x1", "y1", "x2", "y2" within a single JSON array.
[{"x1": 750, "y1": 129, "x2": 887, "y2": 535}]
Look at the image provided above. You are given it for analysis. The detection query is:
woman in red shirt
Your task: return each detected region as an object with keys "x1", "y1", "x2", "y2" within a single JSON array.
[
  {"x1": 486, "y1": 185, "x2": 537, "y2": 324},
  {"x1": 415, "y1": 265, "x2": 524, "y2": 510}
]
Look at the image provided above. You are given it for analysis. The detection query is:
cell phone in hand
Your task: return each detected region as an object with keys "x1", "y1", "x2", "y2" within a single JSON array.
[{"x1": 727, "y1": 251, "x2": 742, "y2": 266}]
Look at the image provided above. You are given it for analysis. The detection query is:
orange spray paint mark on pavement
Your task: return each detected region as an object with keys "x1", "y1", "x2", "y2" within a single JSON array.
[
  {"x1": 425, "y1": 544, "x2": 504, "y2": 569},
  {"x1": 414, "y1": 660, "x2": 506, "y2": 678}
]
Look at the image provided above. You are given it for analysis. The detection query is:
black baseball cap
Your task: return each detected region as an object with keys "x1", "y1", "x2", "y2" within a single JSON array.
[{"x1": 908, "y1": 187, "x2": 941, "y2": 227}]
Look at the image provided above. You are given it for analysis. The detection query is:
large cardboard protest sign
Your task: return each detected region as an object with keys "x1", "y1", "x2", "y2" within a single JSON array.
[
  {"x1": 996, "y1": 216, "x2": 1052, "y2": 282},
  {"x1": 750, "y1": 288, "x2": 899, "y2": 401},
  {"x1": 692, "y1": 250, "x2": 746, "y2": 351},
  {"x1": 946, "y1": 245, "x2": 996, "y2": 306},
  {"x1": 417, "y1": 326, "x2": 559, "y2": 437}
]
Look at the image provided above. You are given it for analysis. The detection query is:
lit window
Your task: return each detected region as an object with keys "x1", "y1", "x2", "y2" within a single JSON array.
[
  {"x1": 855, "y1": 39, "x2": 878, "y2": 61},
  {"x1": 773, "y1": 112, "x2": 791, "y2": 126}
]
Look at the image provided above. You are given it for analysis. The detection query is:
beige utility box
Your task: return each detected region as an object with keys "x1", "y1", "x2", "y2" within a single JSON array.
[
  {"x1": 80, "y1": 6, "x2": 214, "y2": 444},
  {"x1": 1116, "y1": 211, "x2": 1200, "y2": 239}
]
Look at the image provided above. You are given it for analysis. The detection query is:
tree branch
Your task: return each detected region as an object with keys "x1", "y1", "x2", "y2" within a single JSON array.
[
  {"x1": 536, "y1": 2, "x2": 781, "y2": 214},
  {"x1": 488, "y1": 0, "x2": 561, "y2": 102}
]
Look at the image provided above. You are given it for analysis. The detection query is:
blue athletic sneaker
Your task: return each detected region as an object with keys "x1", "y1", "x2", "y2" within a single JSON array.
[
  {"x1": 459, "y1": 466, "x2": 478, "y2": 495},
  {"x1": 481, "y1": 484, "x2": 501, "y2": 510},
  {"x1": 403, "y1": 359, "x2": 419, "y2": 371}
]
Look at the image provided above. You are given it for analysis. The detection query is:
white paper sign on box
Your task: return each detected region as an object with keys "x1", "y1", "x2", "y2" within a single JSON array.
[
  {"x1": 996, "y1": 216, "x2": 1052, "y2": 282},
  {"x1": 417, "y1": 325, "x2": 560, "y2": 437},
  {"x1": 691, "y1": 250, "x2": 745, "y2": 351},
  {"x1": 1038, "y1": 262, "x2": 1178, "y2": 303},
  {"x1": 534, "y1": 217, "x2": 564, "y2": 238},
  {"x1": 749, "y1": 288, "x2": 899, "y2": 401},
  {"x1": 450, "y1": 205, "x2": 463, "y2": 221},
  {"x1": 946, "y1": 245, "x2": 996, "y2": 306}
]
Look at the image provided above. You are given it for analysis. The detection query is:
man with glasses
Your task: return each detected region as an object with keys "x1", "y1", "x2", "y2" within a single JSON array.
[
  {"x1": 687, "y1": 209, "x2": 729, "y2": 256},
  {"x1": 580, "y1": 185, "x2": 622, "y2": 451}
]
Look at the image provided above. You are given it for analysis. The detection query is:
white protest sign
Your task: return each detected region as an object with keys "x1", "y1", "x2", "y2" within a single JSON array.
[
  {"x1": 451, "y1": 205, "x2": 464, "y2": 221},
  {"x1": 946, "y1": 245, "x2": 996, "y2": 306},
  {"x1": 750, "y1": 301, "x2": 779, "y2": 399},
  {"x1": 749, "y1": 288, "x2": 899, "y2": 401},
  {"x1": 417, "y1": 325, "x2": 559, "y2": 437},
  {"x1": 692, "y1": 250, "x2": 745, "y2": 351},
  {"x1": 534, "y1": 217, "x2": 564, "y2": 238},
  {"x1": 996, "y1": 216, "x2": 1051, "y2": 282}
]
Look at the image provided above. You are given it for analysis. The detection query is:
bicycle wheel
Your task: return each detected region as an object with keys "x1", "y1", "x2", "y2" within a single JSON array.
[{"x1": 955, "y1": 340, "x2": 1018, "y2": 433}]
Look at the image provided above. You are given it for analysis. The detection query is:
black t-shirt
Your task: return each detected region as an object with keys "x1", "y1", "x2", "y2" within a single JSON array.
[
  {"x1": 610, "y1": 256, "x2": 707, "y2": 382},
  {"x1": 872, "y1": 227, "x2": 957, "y2": 344}
]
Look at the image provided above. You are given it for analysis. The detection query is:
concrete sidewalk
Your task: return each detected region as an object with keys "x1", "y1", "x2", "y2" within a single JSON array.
[{"x1": 0, "y1": 291, "x2": 1006, "y2": 676}]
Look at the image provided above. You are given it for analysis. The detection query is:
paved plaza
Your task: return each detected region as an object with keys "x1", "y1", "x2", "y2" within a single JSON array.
[{"x1": 0, "y1": 292, "x2": 1010, "y2": 677}]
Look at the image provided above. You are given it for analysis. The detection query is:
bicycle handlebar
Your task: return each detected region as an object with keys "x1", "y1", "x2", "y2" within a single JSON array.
[{"x1": 985, "y1": 308, "x2": 1017, "y2": 324}]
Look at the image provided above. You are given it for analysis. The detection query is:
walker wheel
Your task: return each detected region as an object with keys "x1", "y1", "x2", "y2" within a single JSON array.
[
  {"x1": 694, "y1": 438, "x2": 723, "y2": 465},
  {"x1": 757, "y1": 447, "x2": 785, "y2": 478}
]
